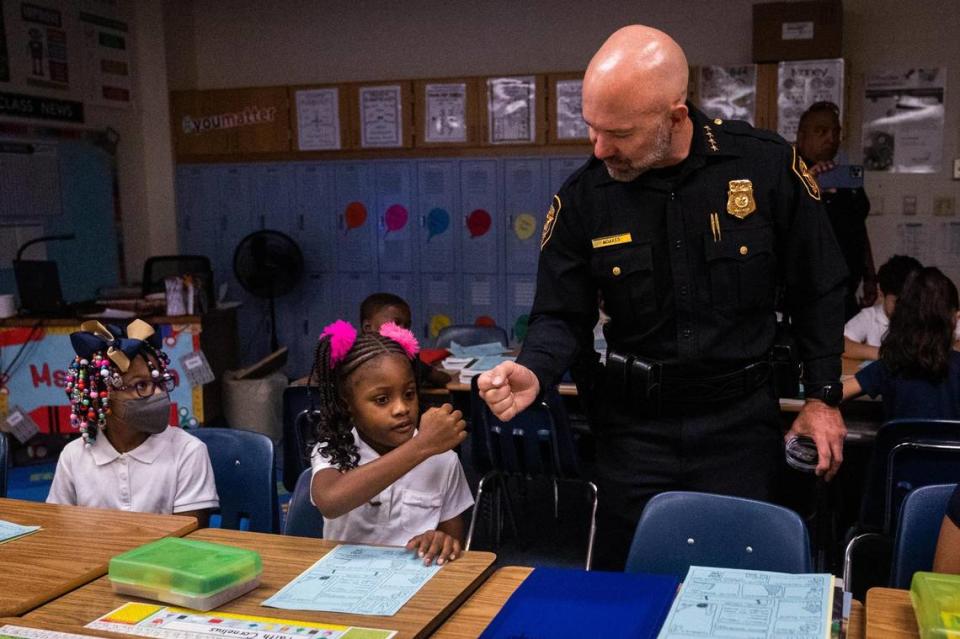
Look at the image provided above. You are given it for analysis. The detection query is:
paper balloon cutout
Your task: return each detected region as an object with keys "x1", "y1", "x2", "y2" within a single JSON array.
[
  {"x1": 426, "y1": 207, "x2": 450, "y2": 240},
  {"x1": 475, "y1": 315, "x2": 496, "y2": 327},
  {"x1": 513, "y1": 213, "x2": 537, "y2": 240},
  {"x1": 384, "y1": 204, "x2": 409, "y2": 233},
  {"x1": 466, "y1": 209, "x2": 492, "y2": 238},
  {"x1": 429, "y1": 313, "x2": 452, "y2": 338},
  {"x1": 513, "y1": 314, "x2": 529, "y2": 342},
  {"x1": 344, "y1": 202, "x2": 367, "y2": 230}
]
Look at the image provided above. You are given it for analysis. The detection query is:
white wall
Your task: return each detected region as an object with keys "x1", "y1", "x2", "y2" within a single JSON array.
[{"x1": 168, "y1": 0, "x2": 960, "y2": 283}]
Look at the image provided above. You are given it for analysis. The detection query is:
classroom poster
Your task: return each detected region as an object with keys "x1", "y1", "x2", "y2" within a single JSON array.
[
  {"x1": 5, "y1": 0, "x2": 77, "y2": 95},
  {"x1": 424, "y1": 82, "x2": 466, "y2": 143},
  {"x1": 487, "y1": 76, "x2": 535, "y2": 144},
  {"x1": 360, "y1": 84, "x2": 402, "y2": 148},
  {"x1": 79, "y1": 6, "x2": 131, "y2": 109},
  {"x1": 294, "y1": 87, "x2": 340, "y2": 150},
  {"x1": 862, "y1": 67, "x2": 945, "y2": 173},
  {"x1": 777, "y1": 58, "x2": 844, "y2": 141},
  {"x1": 698, "y1": 65, "x2": 756, "y2": 125},
  {"x1": 555, "y1": 79, "x2": 588, "y2": 140}
]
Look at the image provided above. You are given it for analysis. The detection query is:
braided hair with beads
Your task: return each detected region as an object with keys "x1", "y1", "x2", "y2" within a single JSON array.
[{"x1": 309, "y1": 325, "x2": 417, "y2": 471}]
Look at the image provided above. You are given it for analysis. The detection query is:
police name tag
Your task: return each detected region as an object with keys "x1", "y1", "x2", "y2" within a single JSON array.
[
  {"x1": 591, "y1": 233, "x2": 633, "y2": 249},
  {"x1": 178, "y1": 350, "x2": 216, "y2": 387},
  {"x1": 2, "y1": 406, "x2": 40, "y2": 444}
]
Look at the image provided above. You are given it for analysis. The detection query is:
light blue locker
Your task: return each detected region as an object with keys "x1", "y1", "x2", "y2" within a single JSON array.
[
  {"x1": 417, "y1": 160, "x2": 459, "y2": 273},
  {"x1": 376, "y1": 161, "x2": 416, "y2": 273},
  {"x1": 295, "y1": 163, "x2": 337, "y2": 273},
  {"x1": 337, "y1": 272, "x2": 378, "y2": 323},
  {"x1": 378, "y1": 272, "x2": 422, "y2": 329},
  {"x1": 334, "y1": 163, "x2": 377, "y2": 272},
  {"x1": 420, "y1": 273, "x2": 460, "y2": 343},
  {"x1": 505, "y1": 273, "x2": 538, "y2": 345},
  {"x1": 547, "y1": 156, "x2": 588, "y2": 193},
  {"x1": 295, "y1": 272, "x2": 340, "y2": 377},
  {"x1": 175, "y1": 165, "x2": 220, "y2": 264},
  {"x1": 253, "y1": 163, "x2": 296, "y2": 236},
  {"x1": 503, "y1": 158, "x2": 547, "y2": 274},
  {"x1": 217, "y1": 165, "x2": 258, "y2": 283},
  {"x1": 461, "y1": 272, "x2": 503, "y2": 329},
  {"x1": 459, "y1": 159, "x2": 500, "y2": 274}
]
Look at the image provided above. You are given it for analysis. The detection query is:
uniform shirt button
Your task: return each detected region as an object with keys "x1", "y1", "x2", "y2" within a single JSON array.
[
  {"x1": 739, "y1": 245, "x2": 749, "y2": 255},
  {"x1": 679, "y1": 285, "x2": 688, "y2": 296},
  {"x1": 674, "y1": 240, "x2": 682, "y2": 249},
  {"x1": 682, "y1": 329, "x2": 693, "y2": 339},
  {"x1": 612, "y1": 266, "x2": 622, "y2": 276}
]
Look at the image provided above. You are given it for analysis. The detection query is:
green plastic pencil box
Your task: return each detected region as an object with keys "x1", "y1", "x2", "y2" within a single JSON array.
[
  {"x1": 108, "y1": 537, "x2": 263, "y2": 611},
  {"x1": 911, "y1": 571, "x2": 960, "y2": 638}
]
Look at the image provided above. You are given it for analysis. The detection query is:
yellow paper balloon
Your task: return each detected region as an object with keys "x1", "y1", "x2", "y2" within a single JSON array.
[
  {"x1": 514, "y1": 213, "x2": 537, "y2": 240},
  {"x1": 430, "y1": 314, "x2": 452, "y2": 338}
]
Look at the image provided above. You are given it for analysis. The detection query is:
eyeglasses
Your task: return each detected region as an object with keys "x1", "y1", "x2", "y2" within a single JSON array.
[{"x1": 116, "y1": 377, "x2": 177, "y2": 398}]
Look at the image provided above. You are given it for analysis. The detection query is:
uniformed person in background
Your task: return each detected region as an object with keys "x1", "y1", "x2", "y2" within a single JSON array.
[
  {"x1": 478, "y1": 24, "x2": 849, "y2": 569},
  {"x1": 795, "y1": 101, "x2": 877, "y2": 320}
]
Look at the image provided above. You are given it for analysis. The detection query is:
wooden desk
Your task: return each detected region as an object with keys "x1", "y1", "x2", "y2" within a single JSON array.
[
  {"x1": 0, "y1": 499, "x2": 197, "y2": 616},
  {"x1": 865, "y1": 587, "x2": 918, "y2": 638},
  {"x1": 24, "y1": 528, "x2": 496, "y2": 639},
  {"x1": 432, "y1": 566, "x2": 867, "y2": 639}
]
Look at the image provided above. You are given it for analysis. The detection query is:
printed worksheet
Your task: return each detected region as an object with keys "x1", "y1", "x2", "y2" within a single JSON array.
[
  {"x1": 1, "y1": 625, "x2": 98, "y2": 639},
  {"x1": 657, "y1": 566, "x2": 834, "y2": 639},
  {"x1": 262, "y1": 545, "x2": 440, "y2": 616},
  {"x1": 0, "y1": 520, "x2": 39, "y2": 544}
]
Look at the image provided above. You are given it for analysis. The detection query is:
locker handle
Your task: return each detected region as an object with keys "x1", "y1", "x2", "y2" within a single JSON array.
[
  {"x1": 184, "y1": 216, "x2": 191, "y2": 232},
  {"x1": 260, "y1": 214, "x2": 266, "y2": 228},
  {"x1": 299, "y1": 214, "x2": 305, "y2": 230},
  {"x1": 303, "y1": 319, "x2": 308, "y2": 335}
]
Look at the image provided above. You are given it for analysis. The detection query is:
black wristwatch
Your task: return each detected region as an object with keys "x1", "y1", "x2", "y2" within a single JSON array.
[{"x1": 806, "y1": 382, "x2": 843, "y2": 407}]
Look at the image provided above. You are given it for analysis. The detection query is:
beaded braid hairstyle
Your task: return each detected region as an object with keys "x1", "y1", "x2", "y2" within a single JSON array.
[
  {"x1": 309, "y1": 329, "x2": 417, "y2": 471},
  {"x1": 64, "y1": 327, "x2": 172, "y2": 446}
]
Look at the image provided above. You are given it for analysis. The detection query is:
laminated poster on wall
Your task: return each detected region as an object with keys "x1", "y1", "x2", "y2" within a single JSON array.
[
  {"x1": 555, "y1": 79, "x2": 588, "y2": 140},
  {"x1": 487, "y1": 76, "x2": 535, "y2": 144},
  {"x1": 776, "y1": 58, "x2": 844, "y2": 142},
  {"x1": 79, "y1": 7, "x2": 132, "y2": 109},
  {"x1": 698, "y1": 65, "x2": 756, "y2": 125},
  {"x1": 295, "y1": 88, "x2": 341, "y2": 150},
  {"x1": 424, "y1": 83, "x2": 467, "y2": 143},
  {"x1": 862, "y1": 67, "x2": 945, "y2": 174},
  {"x1": 360, "y1": 85, "x2": 403, "y2": 148}
]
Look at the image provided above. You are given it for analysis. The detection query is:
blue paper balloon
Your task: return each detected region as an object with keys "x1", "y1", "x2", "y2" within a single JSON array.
[{"x1": 426, "y1": 207, "x2": 450, "y2": 240}]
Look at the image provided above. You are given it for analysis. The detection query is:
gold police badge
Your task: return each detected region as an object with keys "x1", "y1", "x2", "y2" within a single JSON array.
[
  {"x1": 541, "y1": 194, "x2": 561, "y2": 250},
  {"x1": 726, "y1": 179, "x2": 756, "y2": 219}
]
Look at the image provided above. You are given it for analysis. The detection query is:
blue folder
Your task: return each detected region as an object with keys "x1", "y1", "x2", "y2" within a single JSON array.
[{"x1": 479, "y1": 567, "x2": 679, "y2": 639}]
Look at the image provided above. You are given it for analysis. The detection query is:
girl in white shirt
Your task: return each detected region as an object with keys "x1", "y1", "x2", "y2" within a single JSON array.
[{"x1": 308, "y1": 320, "x2": 472, "y2": 566}]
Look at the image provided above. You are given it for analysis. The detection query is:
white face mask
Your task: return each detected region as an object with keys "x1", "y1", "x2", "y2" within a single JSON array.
[{"x1": 111, "y1": 392, "x2": 171, "y2": 434}]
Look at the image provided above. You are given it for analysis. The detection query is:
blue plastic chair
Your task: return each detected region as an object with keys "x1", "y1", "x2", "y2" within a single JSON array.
[
  {"x1": 282, "y1": 385, "x2": 314, "y2": 493},
  {"x1": 844, "y1": 419, "x2": 960, "y2": 596},
  {"x1": 435, "y1": 325, "x2": 508, "y2": 349},
  {"x1": 0, "y1": 432, "x2": 8, "y2": 498},
  {"x1": 626, "y1": 491, "x2": 813, "y2": 578},
  {"x1": 192, "y1": 427, "x2": 279, "y2": 533},
  {"x1": 889, "y1": 484, "x2": 956, "y2": 589},
  {"x1": 466, "y1": 376, "x2": 598, "y2": 569},
  {"x1": 283, "y1": 468, "x2": 324, "y2": 538}
]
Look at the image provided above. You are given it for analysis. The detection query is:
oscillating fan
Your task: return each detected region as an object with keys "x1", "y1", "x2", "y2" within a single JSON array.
[{"x1": 233, "y1": 230, "x2": 305, "y2": 351}]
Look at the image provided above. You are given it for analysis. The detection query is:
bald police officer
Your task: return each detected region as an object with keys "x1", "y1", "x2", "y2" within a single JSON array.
[{"x1": 478, "y1": 25, "x2": 849, "y2": 569}]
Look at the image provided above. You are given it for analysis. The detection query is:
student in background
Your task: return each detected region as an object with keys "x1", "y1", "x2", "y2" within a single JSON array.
[
  {"x1": 308, "y1": 320, "x2": 472, "y2": 564},
  {"x1": 843, "y1": 267, "x2": 960, "y2": 420},
  {"x1": 933, "y1": 484, "x2": 960, "y2": 575},
  {"x1": 360, "y1": 292, "x2": 451, "y2": 387},
  {"x1": 843, "y1": 255, "x2": 922, "y2": 360},
  {"x1": 47, "y1": 320, "x2": 218, "y2": 526}
]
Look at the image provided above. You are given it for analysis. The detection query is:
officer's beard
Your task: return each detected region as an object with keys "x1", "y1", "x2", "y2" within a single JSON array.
[{"x1": 605, "y1": 119, "x2": 673, "y2": 182}]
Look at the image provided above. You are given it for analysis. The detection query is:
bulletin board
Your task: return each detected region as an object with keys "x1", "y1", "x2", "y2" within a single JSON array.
[{"x1": 170, "y1": 87, "x2": 291, "y2": 156}]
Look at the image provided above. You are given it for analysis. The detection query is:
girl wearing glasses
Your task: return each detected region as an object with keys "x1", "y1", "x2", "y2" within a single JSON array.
[{"x1": 46, "y1": 319, "x2": 219, "y2": 526}]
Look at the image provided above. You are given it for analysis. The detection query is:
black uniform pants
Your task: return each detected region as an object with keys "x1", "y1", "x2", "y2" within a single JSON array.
[{"x1": 589, "y1": 376, "x2": 784, "y2": 571}]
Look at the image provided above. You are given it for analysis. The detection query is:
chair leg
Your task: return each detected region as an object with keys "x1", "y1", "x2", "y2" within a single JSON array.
[
  {"x1": 497, "y1": 473, "x2": 520, "y2": 543},
  {"x1": 585, "y1": 481, "x2": 599, "y2": 571},
  {"x1": 466, "y1": 471, "x2": 497, "y2": 551},
  {"x1": 553, "y1": 478, "x2": 559, "y2": 520}
]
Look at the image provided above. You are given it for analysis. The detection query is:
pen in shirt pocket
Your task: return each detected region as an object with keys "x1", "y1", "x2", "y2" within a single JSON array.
[{"x1": 709, "y1": 212, "x2": 722, "y2": 242}]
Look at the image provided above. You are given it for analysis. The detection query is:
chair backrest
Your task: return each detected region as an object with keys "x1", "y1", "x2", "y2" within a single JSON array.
[
  {"x1": 890, "y1": 483, "x2": 956, "y2": 589},
  {"x1": 859, "y1": 419, "x2": 960, "y2": 533},
  {"x1": 192, "y1": 427, "x2": 279, "y2": 533},
  {"x1": 141, "y1": 255, "x2": 213, "y2": 301},
  {"x1": 283, "y1": 468, "x2": 324, "y2": 538},
  {"x1": 0, "y1": 433, "x2": 8, "y2": 498},
  {"x1": 626, "y1": 491, "x2": 813, "y2": 578},
  {"x1": 282, "y1": 385, "x2": 315, "y2": 493},
  {"x1": 435, "y1": 325, "x2": 508, "y2": 349},
  {"x1": 468, "y1": 376, "x2": 580, "y2": 480}
]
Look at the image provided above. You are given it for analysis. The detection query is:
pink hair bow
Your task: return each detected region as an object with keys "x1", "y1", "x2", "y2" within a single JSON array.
[
  {"x1": 320, "y1": 320, "x2": 357, "y2": 368},
  {"x1": 379, "y1": 322, "x2": 419, "y2": 359}
]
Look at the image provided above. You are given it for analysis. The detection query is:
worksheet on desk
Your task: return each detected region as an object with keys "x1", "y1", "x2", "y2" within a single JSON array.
[
  {"x1": 0, "y1": 519, "x2": 39, "y2": 544},
  {"x1": 262, "y1": 545, "x2": 441, "y2": 616},
  {"x1": 657, "y1": 566, "x2": 834, "y2": 639}
]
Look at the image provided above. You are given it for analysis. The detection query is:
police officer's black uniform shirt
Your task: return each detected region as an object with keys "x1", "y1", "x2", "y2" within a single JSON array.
[{"x1": 518, "y1": 105, "x2": 848, "y2": 393}]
